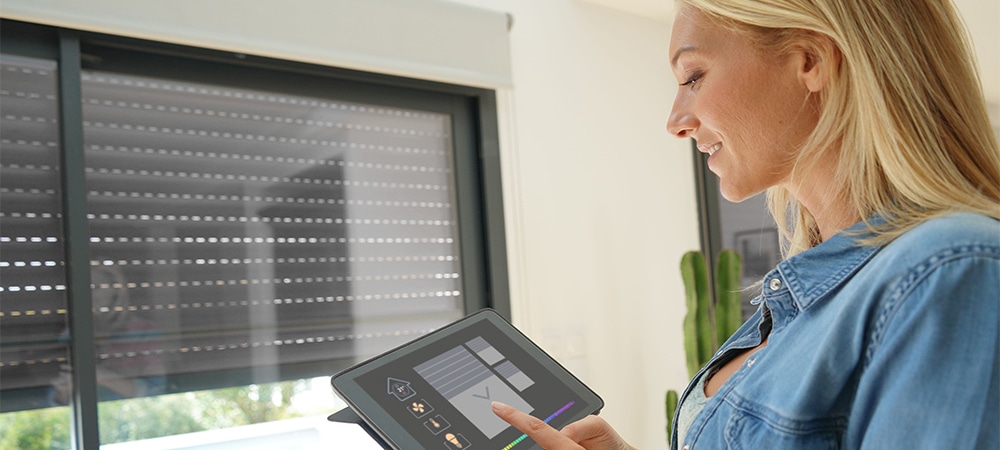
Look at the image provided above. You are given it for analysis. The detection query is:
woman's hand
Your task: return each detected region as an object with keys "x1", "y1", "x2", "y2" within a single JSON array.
[{"x1": 492, "y1": 401, "x2": 637, "y2": 450}]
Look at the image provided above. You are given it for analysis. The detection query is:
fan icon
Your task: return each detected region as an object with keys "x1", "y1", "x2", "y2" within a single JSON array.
[{"x1": 408, "y1": 399, "x2": 433, "y2": 418}]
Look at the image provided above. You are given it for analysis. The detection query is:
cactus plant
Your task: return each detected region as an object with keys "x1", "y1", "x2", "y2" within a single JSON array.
[{"x1": 666, "y1": 249, "x2": 743, "y2": 445}]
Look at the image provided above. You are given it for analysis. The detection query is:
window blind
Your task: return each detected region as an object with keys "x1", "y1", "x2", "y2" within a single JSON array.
[
  {"x1": 0, "y1": 54, "x2": 71, "y2": 407},
  {"x1": 80, "y1": 69, "x2": 466, "y2": 395},
  {"x1": 1, "y1": 47, "x2": 476, "y2": 408}
]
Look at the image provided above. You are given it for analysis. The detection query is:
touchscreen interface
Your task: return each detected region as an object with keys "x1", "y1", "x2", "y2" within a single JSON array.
[{"x1": 352, "y1": 313, "x2": 592, "y2": 449}]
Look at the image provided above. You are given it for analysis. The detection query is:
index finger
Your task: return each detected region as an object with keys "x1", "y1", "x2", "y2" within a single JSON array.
[{"x1": 492, "y1": 401, "x2": 582, "y2": 450}]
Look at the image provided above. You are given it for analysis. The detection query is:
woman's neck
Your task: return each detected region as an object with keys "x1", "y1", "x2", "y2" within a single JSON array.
[{"x1": 786, "y1": 156, "x2": 858, "y2": 242}]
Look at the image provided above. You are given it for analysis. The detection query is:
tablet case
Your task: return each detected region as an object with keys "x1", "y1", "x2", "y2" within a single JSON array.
[{"x1": 328, "y1": 407, "x2": 393, "y2": 450}]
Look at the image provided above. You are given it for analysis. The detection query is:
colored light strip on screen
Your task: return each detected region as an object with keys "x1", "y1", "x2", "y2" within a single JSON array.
[{"x1": 499, "y1": 401, "x2": 575, "y2": 450}]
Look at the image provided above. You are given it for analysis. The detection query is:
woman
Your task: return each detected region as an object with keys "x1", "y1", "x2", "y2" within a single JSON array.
[{"x1": 493, "y1": 0, "x2": 1000, "y2": 448}]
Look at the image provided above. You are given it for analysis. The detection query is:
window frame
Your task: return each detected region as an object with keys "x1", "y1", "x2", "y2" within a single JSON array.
[
  {"x1": 692, "y1": 139, "x2": 783, "y2": 320},
  {"x1": 691, "y1": 143, "x2": 723, "y2": 295},
  {"x1": 0, "y1": 19, "x2": 510, "y2": 448}
]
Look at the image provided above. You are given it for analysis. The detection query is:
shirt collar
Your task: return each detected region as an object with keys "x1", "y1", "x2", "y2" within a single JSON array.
[{"x1": 771, "y1": 218, "x2": 882, "y2": 313}]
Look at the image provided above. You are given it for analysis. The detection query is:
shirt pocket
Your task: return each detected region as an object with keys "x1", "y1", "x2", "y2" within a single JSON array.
[{"x1": 724, "y1": 409, "x2": 845, "y2": 450}]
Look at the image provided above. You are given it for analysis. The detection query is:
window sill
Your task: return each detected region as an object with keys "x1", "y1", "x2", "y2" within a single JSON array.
[{"x1": 103, "y1": 413, "x2": 383, "y2": 450}]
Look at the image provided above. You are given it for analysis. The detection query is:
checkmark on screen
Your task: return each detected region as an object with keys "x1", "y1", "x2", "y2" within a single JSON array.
[{"x1": 472, "y1": 387, "x2": 491, "y2": 400}]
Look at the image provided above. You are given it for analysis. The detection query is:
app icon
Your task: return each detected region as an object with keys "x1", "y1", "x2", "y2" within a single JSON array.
[
  {"x1": 443, "y1": 432, "x2": 471, "y2": 449},
  {"x1": 387, "y1": 377, "x2": 416, "y2": 401},
  {"x1": 424, "y1": 414, "x2": 451, "y2": 435},
  {"x1": 408, "y1": 399, "x2": 434, "y2": 418}
]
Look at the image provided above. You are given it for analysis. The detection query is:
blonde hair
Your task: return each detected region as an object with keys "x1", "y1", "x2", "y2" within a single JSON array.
[{"x1": 677, "y1": 0, "x2": 1000, "y2": 256}]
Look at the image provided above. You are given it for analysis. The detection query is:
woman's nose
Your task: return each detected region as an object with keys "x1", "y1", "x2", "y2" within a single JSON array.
[{"x1": 667, "y1": 95, "x2": 698, "y2": 138}]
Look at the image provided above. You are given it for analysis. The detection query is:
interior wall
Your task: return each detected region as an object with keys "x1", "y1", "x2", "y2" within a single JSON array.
[
  {"x1": 953, "y1": 0, "x2": 1000, "y2": 111},
  {"x1": 451, "y1": 2, "x2": 696, "y2": 449}
]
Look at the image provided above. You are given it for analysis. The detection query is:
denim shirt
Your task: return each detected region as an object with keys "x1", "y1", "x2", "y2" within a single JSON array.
[{"x1": 671, "y1": 212, "x2": 1000, "y2": 449}]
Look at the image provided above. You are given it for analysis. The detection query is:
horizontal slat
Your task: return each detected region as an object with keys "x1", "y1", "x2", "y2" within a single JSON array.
[
  {"x1": 82, "y1": 166, "x2": 451, "y2": 192},
  {"x1": 0, "y1": 119, "x2": 58, "y2": 143},
  {"x1": 0, "y1": 239, "x2": 65, "y2": 265},
  {"x1": 0, "y1": 167, "x2": 62, "y2": 193},
  {"x1": 0, "y1": 321, "x2": 68, "y2": 347},
  {"x1": 0, "y1": 90, "x2": 57, "y2": 109},
  {"x1": 81, "y1": 142, "x2": 450, "y2": 176},
  {"x1": 0, "y1": 265, "x2": 65, "y2": 292},
  {"x1": 118, "y1": 322, "x2": 443, "y2": 378},
  {"x1": 80, "y1": 98, "x2": 449, "y2": 139},
  {"x1": 0, "y1": 343, "x2": 69, "y2": 392},
  {"x1": 0, "y1": 138, "x2": 59, "y2": 157}
]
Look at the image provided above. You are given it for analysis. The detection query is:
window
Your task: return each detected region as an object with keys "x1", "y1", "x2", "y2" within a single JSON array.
[
  {"x1": 0, "y1": 20, "x2": 508, "y2": 448},
  {"x1": 691, "y1": 146, "x2": 781, "y2": 318}
]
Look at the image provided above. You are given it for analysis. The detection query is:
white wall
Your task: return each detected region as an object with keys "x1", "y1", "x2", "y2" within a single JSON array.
[
  {"x1": 452, "y1": 2, "x2": 695, "y2": 449},
  {"x1": 953, "y1": 0, "x2": 1000, "y2": 113}
]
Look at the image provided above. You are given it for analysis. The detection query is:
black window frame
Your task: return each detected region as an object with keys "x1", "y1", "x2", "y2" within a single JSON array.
[
  {"x1": 692, "y1": 141, "x2": 782, "y2": 319},
  {"x1": 691, "y1": 144, "x2": 725, "y2": 296},
  {"x1": 0, "y1": 18, "x2": 510, "y2": 448}
]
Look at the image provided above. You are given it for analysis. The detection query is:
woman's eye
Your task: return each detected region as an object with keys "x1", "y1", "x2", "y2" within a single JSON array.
[{"x1": 680, "y1": 72, "x2": 702, "y2": 88}]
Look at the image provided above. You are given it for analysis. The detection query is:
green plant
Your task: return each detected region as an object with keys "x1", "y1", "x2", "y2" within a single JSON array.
[
  {"x1": 666, "y1": 249, "x2": 743, "y2": 445},
  {"x1": 0, "y1": 380, "x2": 307, "y2": 449}
]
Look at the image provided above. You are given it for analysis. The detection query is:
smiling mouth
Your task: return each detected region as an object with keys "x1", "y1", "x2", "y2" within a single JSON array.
[{"x1": 698, "y1": 142, "x2": 722, "y2": 156}]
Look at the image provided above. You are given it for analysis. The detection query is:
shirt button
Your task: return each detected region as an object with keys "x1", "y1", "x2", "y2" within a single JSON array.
[
  {"x1": 682, "y1": 446, "x2": 690, "y2": 450},
  {"x1": 769, "y1": 278, "x2": 782, "y2": 291}
]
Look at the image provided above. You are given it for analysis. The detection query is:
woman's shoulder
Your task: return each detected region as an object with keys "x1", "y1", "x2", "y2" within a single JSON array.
[
  {"x1": 856, "y1": 213, "x2": 999, "y2": 346},
  {"x1": 860, "y1": 212, "x2": 999, "y2": 287},
  {"x1": 886, "y1": 212, "x2": 999, "y2": 256}
]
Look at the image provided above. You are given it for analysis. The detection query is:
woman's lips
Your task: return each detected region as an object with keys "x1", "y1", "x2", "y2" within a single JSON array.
[
  {"x1": 698, "y1": 142, "x2": 722, "y2": 170},
  {"x1": 698, "y1": 142, "x2": 722, "y2": 155}
]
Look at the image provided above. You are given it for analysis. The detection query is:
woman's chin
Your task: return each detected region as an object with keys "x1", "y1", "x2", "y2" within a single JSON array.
[{"x1": 718, "y1": 184, "x2": 759, "y2": 203}]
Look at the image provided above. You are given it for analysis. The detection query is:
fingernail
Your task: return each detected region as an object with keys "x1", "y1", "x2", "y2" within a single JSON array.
[{"x1": 491, "y1": 401, "x2": 509, "y2": 413}]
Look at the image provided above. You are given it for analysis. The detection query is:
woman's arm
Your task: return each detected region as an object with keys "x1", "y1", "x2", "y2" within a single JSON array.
[{"x1": 848, "y1": 252, "x2": 999, "y2": 448}]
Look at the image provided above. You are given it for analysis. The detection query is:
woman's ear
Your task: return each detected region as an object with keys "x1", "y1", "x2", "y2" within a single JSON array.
[{"x1": 797, "y1": 32, "x2": 840, "y2": 93}]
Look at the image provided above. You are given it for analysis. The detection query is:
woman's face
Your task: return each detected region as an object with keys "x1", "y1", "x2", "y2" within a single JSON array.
[{"x1": 667, "y1": 6, "x2": 819, "y2": 202}]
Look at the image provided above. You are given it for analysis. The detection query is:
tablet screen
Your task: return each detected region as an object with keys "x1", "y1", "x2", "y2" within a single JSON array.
[{"x1": 332, "y1": 309, "x2": 603, "y2": 450}]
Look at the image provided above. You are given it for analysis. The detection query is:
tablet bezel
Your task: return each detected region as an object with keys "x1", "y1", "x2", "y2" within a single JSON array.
[{"x1": 331, "y1": 309, "x2": 604, "y2": 450}]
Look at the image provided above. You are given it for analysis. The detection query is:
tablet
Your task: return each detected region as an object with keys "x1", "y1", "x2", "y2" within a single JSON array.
[{"x1": 331, "y1": 309, "x2": 604, "y2": 450}]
